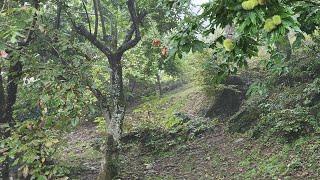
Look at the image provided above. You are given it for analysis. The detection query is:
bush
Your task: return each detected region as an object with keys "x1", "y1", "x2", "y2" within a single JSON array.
[
  {"x1": 0, "y1": 121, "x2": 69, "y2": 179},
  {"x1": 258, "y1": 107, "x2": 319, "y2": 142}
]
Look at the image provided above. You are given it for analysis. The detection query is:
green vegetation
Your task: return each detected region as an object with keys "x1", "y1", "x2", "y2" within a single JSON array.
[{"x1": 0, "y1": 0, "x2": 320, "y2": 179}]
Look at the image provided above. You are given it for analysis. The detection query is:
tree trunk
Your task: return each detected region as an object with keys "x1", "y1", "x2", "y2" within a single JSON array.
[
  {"x1": 0, "y1": 67, "x2": 5, "y2": 123},
  {"x1": 3, "y1": 61, "x2": 22, "y2": 126},
  {"x1": 108, "y1": 54, "x2": 125, "y2": 142},
  {"x1": 98, "y1": 54, "x2": 125, "y2": 180},
  {"x1": 156, "y1": 72, "x2": 162, "y2": 97}
]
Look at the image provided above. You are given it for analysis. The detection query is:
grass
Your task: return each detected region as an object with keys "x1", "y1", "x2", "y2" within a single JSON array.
[{"x1": 123, "y1": 84, "x2": 209, "y2": 132}]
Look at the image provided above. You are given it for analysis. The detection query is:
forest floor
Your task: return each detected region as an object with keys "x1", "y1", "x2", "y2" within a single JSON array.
[
  {"x1": 59, "y1": 115, "x2": 250, "y2": 180},
  {"x1": 57, "y1": 85, "x2": 247, "y2": 179},
  {"x1": 58, "y1": 83, "x2": 320, "y2": 179}
]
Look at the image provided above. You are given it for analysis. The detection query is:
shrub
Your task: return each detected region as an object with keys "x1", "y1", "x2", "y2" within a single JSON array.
[
  {"x1": 0, "y1": 121, "x2": 68, "y2": 179},
  {"x1": 259, "y1": 107, "x2": 318, "y2": 142}
]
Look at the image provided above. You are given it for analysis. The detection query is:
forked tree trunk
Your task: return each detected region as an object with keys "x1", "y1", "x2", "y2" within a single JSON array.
[{"x1": 98, "y1": 54, "x2": 125, "y2": 180}]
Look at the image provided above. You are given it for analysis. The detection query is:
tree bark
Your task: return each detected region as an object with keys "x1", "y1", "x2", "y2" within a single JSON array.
[
  {"x1": 108, "y1": 54, "x2": 125, "y2": 141},
  {"x1": 3, "y1": 61, "x2": 22, "y2": 126},
  {"x1": 0, "y1": 67, "x2": 5, "y2": 123},
  {"x1": 98, "y1": 54, "x2": 125, "y2": 180}
]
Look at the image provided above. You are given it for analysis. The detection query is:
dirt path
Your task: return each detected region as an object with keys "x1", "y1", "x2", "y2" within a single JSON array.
[
  {"x1": 61, "y1": 122, "x2": 248, "y2": 180},
  {"x1": 119, "y1": 126, "x2": 247, "y2": 179}
]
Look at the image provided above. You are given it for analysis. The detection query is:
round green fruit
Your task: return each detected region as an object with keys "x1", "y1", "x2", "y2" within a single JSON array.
[
  {"x1": 264, "y1": 18, "x2": 276, "y2": 32},
  {"x1": 223, "y1": 39, "x2": 235, "y2": 51},
  {"x1": 272, "y1": 15, "x2": 282, "y2": 25}
]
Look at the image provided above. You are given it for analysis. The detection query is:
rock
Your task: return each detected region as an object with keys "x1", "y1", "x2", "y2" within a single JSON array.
[
  {"x1": 145, "y1": 163, "x2": 154, "y2": 170},
  {"x1": 234, "y1": 138, "x2": 244, "y2": 144}
]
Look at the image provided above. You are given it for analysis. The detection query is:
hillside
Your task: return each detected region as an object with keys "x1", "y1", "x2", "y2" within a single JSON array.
[{"x1": 59, "y1": 49, "x2": 320, "y2": 179}]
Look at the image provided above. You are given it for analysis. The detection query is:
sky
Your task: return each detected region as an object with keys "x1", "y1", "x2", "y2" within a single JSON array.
[
  {"x1": 192, "y1": 0, "x2": 209, "y2": 5},
  {"x1": 191, "y1": 0, "x2": 209, "y2": 14}
]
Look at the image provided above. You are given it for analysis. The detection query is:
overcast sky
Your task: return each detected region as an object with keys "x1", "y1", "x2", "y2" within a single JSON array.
[
  {"x1": 191, "y1": 0, "x2": 209, "y2": 14},
  {"x1": 192, "y1": 0, "x2": 209, "y2": 5}
]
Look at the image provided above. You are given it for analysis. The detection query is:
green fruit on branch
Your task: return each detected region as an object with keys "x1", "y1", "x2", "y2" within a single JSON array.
[
  {"x1": 272, "y1": 15, "x2": 282, "y2": 25},
  {"x1": 242, "y1": 0, "x2": 258, "y2": 10},
  {"x1": 223, "y1": 39, "x2": 235, "y2": 51},
  {"x1": 264, "y1": 18, "x2": 276, "y2": 32}
]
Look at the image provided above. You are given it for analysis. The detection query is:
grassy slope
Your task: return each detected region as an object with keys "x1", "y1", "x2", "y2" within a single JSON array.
[
  {"x1": 119, "y1": 81, "x2": 320, "y2": 179},
  {"x1": 58, "y1": 49, "x2": 320, "y2": 179}
]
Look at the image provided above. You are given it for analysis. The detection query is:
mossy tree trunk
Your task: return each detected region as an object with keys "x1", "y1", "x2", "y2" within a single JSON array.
[
  {"x1": 71, "y1": 0, "x2": 146, "y2": 178},
  {"x1": 98, "y1": 55, "x2": 125, "y2": 180}
]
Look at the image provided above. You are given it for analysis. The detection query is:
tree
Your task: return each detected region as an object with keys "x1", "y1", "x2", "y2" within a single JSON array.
[
  {"x1": 0, "y1": 0, "x2": 39, "y2": 125},
  {"x1": 64, "y1": 0, "x2": 147, "y2": 178},
  {"x1": 166, "y1": 0, "x2": 319, "y2": 80},
  {"x1": 0, "y1": 1, "x2": 40, "y2": 178}
]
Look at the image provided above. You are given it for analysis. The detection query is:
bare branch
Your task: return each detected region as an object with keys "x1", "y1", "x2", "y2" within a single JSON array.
[
  {"x1": 73, "y1": 23, "x2": 112, "y2": 56},
  {"x1": 18, "y1": 0, "x2": 40, "y2": 46},
  {"x1": 55, "y1": 0, "x2": 62, "y2": 29},
  {"x1": 93, "y1": 0, "x2": 99, "y2": 37},
  {"x1": 87, "y1": 82, "x2": 112, "y2": 120},
  {"x1": 97, "y1": 0, "x2": 107, "y2": 39},
  {"x1": 0, "y1": 67, "x2": 5, "y2": 122},
  {"x1": 122, "y1": 11, "x2": 146, "y2": 44},
  {"x1": 81, "y1": 0, "x2": 92, "y2": 34}
]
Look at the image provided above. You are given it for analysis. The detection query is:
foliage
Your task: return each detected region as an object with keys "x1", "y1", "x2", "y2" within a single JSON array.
[
  {"x1": 0, "y1": 121, "x2": 68, "y2": 179},
  {"x1": 258, "y1": 107, "x2": 318, "y2": 142},
  {"x1": 165, "y1": 0, "x2": 320, "y2": 85},
  {"x1": 246, "y1": 82, "x2": 268, "y2": 96},
  {"x1": 94, "y1": 116, "x2": 107, "y2": 135}
]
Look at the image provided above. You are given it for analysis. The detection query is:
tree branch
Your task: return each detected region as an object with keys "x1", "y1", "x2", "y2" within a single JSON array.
[
  {"x1": 18, "y1": 0, "x2": 40, "y2": 46},
  {"x1": 118, "y1": 0, "x2": 146, "y2": 53},
  {"x1": 87, "y1": 82, "x2": 112, "y2": 120},
  {"x1": 55, "y1": 0, "x2": 62, "y2": 29},
  {"x1": 73, "y1": 23, "x2": 112, "y2": 56},
  {"x1": 64, "y1": 3, "x2": 113, "y2": 56},
  {"x1": 93, "y1": 0, "x2": 99, "y2": 37},
  {"x1": 0, "y1": 67, "x2": 5, "y2": 123},
  {"x1": 97, "y1": 0, "x2": 107, "y2": 39},
  {"x1": 122, "y1": 11, "x2": 146, "y2": 44},
  {"x1": 81, "y1": 0, "x2": 92, "y2": 34}
]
